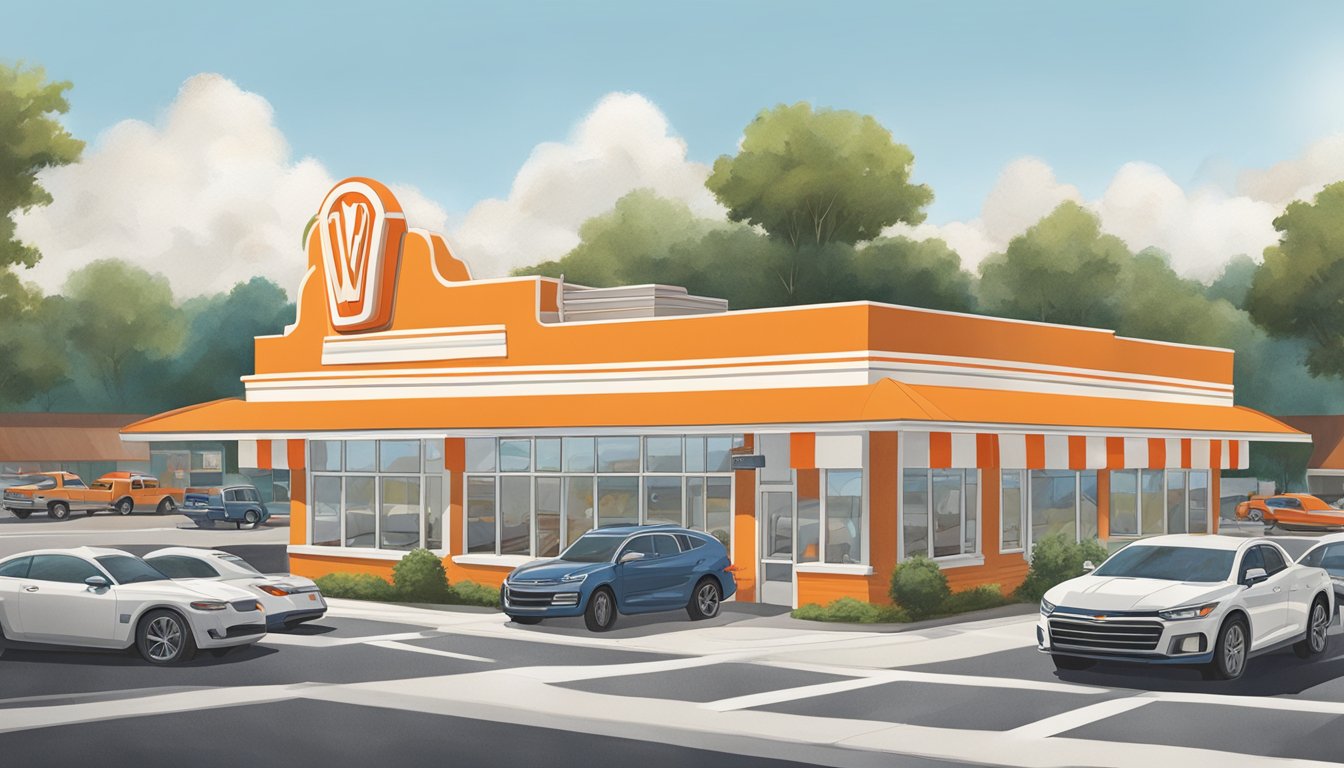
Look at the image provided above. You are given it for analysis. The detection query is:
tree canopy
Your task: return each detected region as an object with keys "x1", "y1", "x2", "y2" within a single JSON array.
[{"x1": 706, "y1": 103, "x2": 932, "y2": 250}]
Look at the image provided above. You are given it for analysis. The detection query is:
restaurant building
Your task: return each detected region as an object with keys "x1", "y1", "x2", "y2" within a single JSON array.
[{"x1": 121, "y1": 178, "x2": 1307, "y2": 607}]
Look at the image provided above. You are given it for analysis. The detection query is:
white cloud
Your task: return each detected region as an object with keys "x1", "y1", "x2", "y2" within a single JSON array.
[
  {"x1": 450, "y1": 92, "x2": 721, "y2": 276},
  {"x1": 14, "y1": 74, "x2": 447, "y2": 298},
  {"x1": 896, "y1": 138, "x2": 1344, "y2": 280}
]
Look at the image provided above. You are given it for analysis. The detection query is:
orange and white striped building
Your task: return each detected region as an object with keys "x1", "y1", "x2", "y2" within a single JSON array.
[{"x1": 122, "y1": 178, "x2": 1307, "y2": 607}]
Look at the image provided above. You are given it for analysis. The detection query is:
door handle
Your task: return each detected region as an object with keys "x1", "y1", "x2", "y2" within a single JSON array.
[
  {"x1": 1274, "y1": 586, "x2": 1282, "y2": 593},
  {"x1": 22, "y1": 585, "x2": 38, "y2": 592}
]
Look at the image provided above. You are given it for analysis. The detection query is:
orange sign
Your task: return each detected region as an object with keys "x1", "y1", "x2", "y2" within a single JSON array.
[{"x1": 316, "y1": 178, "x2": 407, "y2": 332}]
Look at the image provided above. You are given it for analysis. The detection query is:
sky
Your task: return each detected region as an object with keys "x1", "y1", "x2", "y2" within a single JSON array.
[{"x1": 5, "y1": 1, "x2": 1344, "y2": 296}]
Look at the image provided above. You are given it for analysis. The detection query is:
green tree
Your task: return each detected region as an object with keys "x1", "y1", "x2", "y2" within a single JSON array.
[
  {"x1": 706, "y1": 102, "x2": 932, "y2": 257},
  {"x1": 0, "y1": 271, "x2": 67, "y2": 407},
  {"x1": 977, "y1": 201, "x2": 1128, "y2": 327},
  {"x1": 1206, "y1": 254, "x2": 1257, "y2": 310},
  {"x1": 0, "y1": 63, "x2": 83, "y2": 270},
  {"x1": 850, "y1": 237, "x2": 976, "y2": 312},
  {"x1": 62, "y1": 260, "x2": 185, "y2": 406},
  {"x1": 1246, "y1": 182, "x2": 1344, "y2": 378}
]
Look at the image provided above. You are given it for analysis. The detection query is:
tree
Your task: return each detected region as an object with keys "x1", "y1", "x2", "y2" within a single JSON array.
[
  {"x1": 1206, "y1": 254, "x2": 1257, "y2": 310},
  {"x1": 0, "y1": 63, "x2": 83, "y2": 270},
  {"x1": 0, "y1": 271, "x2": 67, "y2": 407},
  {"x1": 62, "y1": 260, "x2": 184, "y2": 406},
  {"x1": 850, "y1": 237, "x2": 976, "y2": 313},
  {"x1": 706, "y1": 102, "x2": 933, "y2": 254},
  {"x1": 1246, "y1": 181, "x2": 1344, "y2": 378},
  {"x1": 977, "y1": 201, "x2": 1128, "y2": 328}
]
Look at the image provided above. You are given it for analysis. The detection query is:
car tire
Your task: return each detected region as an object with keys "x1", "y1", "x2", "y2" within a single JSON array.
[
  {"x1": 243, "y1": 509, "x2": 261, "y2": 528},
  {"x1": 1295, "y1": 597, "x2": 1331, "y2": 659},
  {"x1": 584, "y1": 587, "x2": 617, "y2": 632},
  {"x1": 47, "y1": 502, "x2": 70, "y2": 520},
  {"x1": 1051, "y1": 654, "x2": 1095, "y2": 671},
  {"x1": 686, "y1": 577, "x2": 722, "y2": 621},
  {"x1": 509, "y1": 616, "x2": 543, "y2": 625},
  {"x1": 157, "y1": 498, "x2": 176, "y2": 515},
  {"x1": 10, "y1": 510, "x2": 29, "y2": 520},
  {"x1": 136, "y1": 609, "x2": 197, "y2": 665},
  {"x1": 1205, "y1": 616, "x2": 1249, "y2": 681},
  {"x1": 115, "y1": 499, "x2": 134, "y2": 516},
  {"x1": 1248, "y1": 509, "x2": 1263, "y2": 523}
]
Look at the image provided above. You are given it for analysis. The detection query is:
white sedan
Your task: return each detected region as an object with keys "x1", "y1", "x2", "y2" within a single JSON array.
[
  {"x1": 144, "y1": 547, "x2": 326, "y2": 630},
  {"x1": 0, "y1": 547, "x2": 266, "y2": 664},
  {"x1": 1038, "y1": 534, "x2": 1334, "y2": 680}
]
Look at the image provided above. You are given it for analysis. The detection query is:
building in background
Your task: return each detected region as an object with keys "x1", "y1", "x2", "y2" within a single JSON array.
[
  {"x1": 1277, "y1": 416, "x2": 1344, "y2": 500},
  {"x1": 0, "y1": 412, "x2": 150, "y2": 487},
  {"x1": 122, "y1": 178, "x2": 1308, "y2": 607}
]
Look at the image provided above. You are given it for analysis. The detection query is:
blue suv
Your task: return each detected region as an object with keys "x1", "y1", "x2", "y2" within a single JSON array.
[{"x1": 501, "y1": 524, "x2": 737, "y2": 632}]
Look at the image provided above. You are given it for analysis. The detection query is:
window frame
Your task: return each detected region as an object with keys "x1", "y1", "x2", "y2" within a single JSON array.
[
  {"x1": 309, "y1": 438, "x2": 449, "y2": 554},
  {"x1": 900, "y1": 467, "x2": 980, "y2": 563}
]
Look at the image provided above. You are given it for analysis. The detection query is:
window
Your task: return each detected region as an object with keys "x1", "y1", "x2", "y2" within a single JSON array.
[
  {"x1": 621, "y1": 536, "x2": 657, "y2": 558},
  {"x1": 597, "y1": 437, "x2": 639, "y2": 472},
  {"x1": 145, "y1": 555, "x2": 218, "y2": 579},
  {"x1": 344, "y1": 476, "x2": 376, "y2": 547},
  {"x1": 596, "y1": 476, "x2": 639, "y2": 527},
  {"x1": 64, "y1": 476, "x2": 87, "y2": 489},
  {"x1": 1239, "y1": 547, "x2": 1264, "y2": 583},
  {"x1": 499, "y1": 476, "x2": 531, "y2": 554},
  {"x1": 312, "y1": 439, "x2": 448, "y2": 552},
  {"x1": 1189, "y1": 471, "x2": 1209, "y2": 534},
  {"x1": 645, "y1": 437, "x2": 683, "y2": 473},
  {"x1": 346, "y1": 441, "x2": 376, "y2": 472},
  {"x1": 535, "y1": 439, "x2": 561, "y2": 473},
  {"x1": 379, "y1": 476, "x2": 421, "y2": 551},
  {"x1": 535, "y1": 477, "x2": 561, "y2": 557},
  {"x1": 1303, "y1": 543, "x2": 1344, "y2": 577},
  {"x1": 644, "y1": 477, "x2": 682, "y2": 525},
  {"x1": 903, "y1": 468, "x2": 976, "y2": 560},
  {"x1": 826, "y1": 470, "x2": 864, "y2": 563},
  {"x1": 1167, "y1": 471, "x2": 1187, "y2": 534},
  {"x1": 499, "y1": 440, "x2": 531, "y2": 472},
  {"x1": 379, "y1": 440, "x2": 421, "y2": 473},
  {"x1": 652, "y1": 535, "x2": 681, "y2": 557},
  {"x1": 313, "y1": 476, "x2": 342, "y2": 547},
  {"x1": 1260, "y1": 545, "x2": 1287, "y2": 575},
  {"x1": 1140, "y1": 470, "x2": 1165, "y2": 535},
  {"x1": 312, "y1": 441, "x2": 341, "y2": 472},
  {"x1": 28, "y1": 554, "x2": 103, "y2": 584},
  {"x1": 95, "y1": 556, "x2": 167, "y2": 584},
  {"x1": 467, "y1": 476, "x2": 496, "y2": 553},
  {"x1": 1000, "y1": 470, "x2": 1025, "y2": 552},
  {"x1": 0, "y1": 556, "x2": 30, "y2": 578}
]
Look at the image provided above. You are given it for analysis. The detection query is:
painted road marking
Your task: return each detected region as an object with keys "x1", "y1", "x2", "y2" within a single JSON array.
[
  {"x1": 1007, "y1": 695, "x2": 1155, "y2": 738},
  {"x1": 701, "y1": 676, "x2": 892, "y2": 711},
  {"x1": 365, "y1": 639, "x2": 494, "y2": 663}
]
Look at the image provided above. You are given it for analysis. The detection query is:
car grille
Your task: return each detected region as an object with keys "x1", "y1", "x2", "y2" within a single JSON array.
[
  {"x1": 1048, "y1": 615, "x2": 1163, "y2": 652},
  {"x1": 222, "y1": 624, "x2": 265, "y2": 638},
  {"x1": 231, "y1": 599, "x2": 261, "y2": 612},
  {"x1": 504, "y1": 588, "x2": 580, "y2": 608}
]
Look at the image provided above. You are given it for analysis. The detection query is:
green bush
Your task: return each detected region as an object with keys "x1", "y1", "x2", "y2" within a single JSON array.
[
  {"x1": 889, "y1": 556, "x2": 951, "y2": 619},
  {"x1": 791, "y1": 597, "x2": 910, "y2": 624},
  {"x1": 315, "y1": 572, "x2": 396, "y2": 601},
  {"x1": 944, "y1": 584, "x2": 1011, "y2": 614},
  {"x1": 1015, "y1": 534, "x2": 1109, "y2": 603},
  {"x1": 392, "y1": 548, "x2": 452, "y2": 603},
  {"x1": 450, "y1": 580, "x2": 502, "y2": 608}
]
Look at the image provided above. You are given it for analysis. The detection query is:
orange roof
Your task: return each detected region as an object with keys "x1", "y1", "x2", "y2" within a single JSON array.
[
  {"x1": 121, "y1": 380, "x2": 1305, "y2": 441},
  {"x1": 0, "y1": 413, "x2": 150, "y2": 462}
]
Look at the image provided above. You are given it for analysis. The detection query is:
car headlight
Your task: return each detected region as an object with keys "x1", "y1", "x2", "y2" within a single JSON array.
[
  {"x1": 189, "y1": 600, "x2": 228, "y2": 611},
  {"x1": 258, "y1": 584, "x2": 297, "y2": 596},
  {"x1": 560, "y1": 572, "x2": 588, "y2": 584},
  {"x1": 1040, "y1": 598, "x2": 1055, "y2": 616},
  {"x1": 1158, "y1": 602, "x2": 1218, "y2": 621}
]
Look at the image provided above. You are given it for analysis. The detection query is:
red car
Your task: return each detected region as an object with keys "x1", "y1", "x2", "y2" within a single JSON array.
[{"x1": 1235, "y1": 493, "x2": 1344, "y2": 530}]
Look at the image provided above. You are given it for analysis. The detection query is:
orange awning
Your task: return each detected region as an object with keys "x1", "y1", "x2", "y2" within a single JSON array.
[
  {"x1": 0, "y1": 413, "x2": 151, "y2": 462},
  {"x1": 121, "y1": 379, "x2": 1305, "y2": 442}
]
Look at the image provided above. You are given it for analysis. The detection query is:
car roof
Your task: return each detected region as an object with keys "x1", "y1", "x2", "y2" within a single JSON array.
[
  {"x1": 1126, "y1": 534, "x2": 1257, "y2": 551},
  {"x1": 1, "y1": 546, "x2": 135, "y2": 560},
  {"x1": 588, "y1": 524, "x2": 695, "y2": 536},
  {"x1": 143, "y1": 546, "x2": 229, "y2": 559}
]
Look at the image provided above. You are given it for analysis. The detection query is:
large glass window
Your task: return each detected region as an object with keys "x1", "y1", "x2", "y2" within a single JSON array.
[
  {"x1": 1079, "y1": 471, "x2": 1098, "y2": 541},
  {"x1": 536, "y1": 477, "x2": 561, "y2": 557},
  {"x1": 499, "y1": 476, "x2": 531, "y2": 554},
  {"x1": 312, "y1": 440, "x2": 447, "y2": 552},
  {"x1": 644, "y1": 476, "x2": 683, "y2": 525},
  {"x1": 1109, "y1": 470, "x2": 1139, "y2": 537},
  {"x1": 565, "y1": 476, "x2": 595, "y2": 546},
  {"x1": 903, "y1": 469, "x2": 977, "y2": 560},
  {"x1": 1141, "y1": 470, "x2": 1165, "y2": 535},
  {"x1": 645, "y1": 437, "x2": 683, "y2": 473},
  {"x1": 597, "y1": 476, "x2": 639, "y2": 527},
  {"x1": 379, "y1": 476, "x2": 420, "y2": 551},
  {"x1": 312, "y1": 476, "x2": 342, "y2": 547},
  {"x1": 467, "y1": 476, "x2": 496, "y2": 553},
  {"x1": 1001, "y1": 470, "x2": 1025, "y2": 552},
  {"x1": 346, "y1": 441, "x2": 376, "y2": 473},
  {"x1": 344, "y1": 476, "x2": 376, "y2": 547},
  {"x1": 425, "y1": 476, "x2": 445, "y2": 550},
  {"x1": 1189, "y1": 470, "x2": 1209, "y2": 534},
  {"x1": 706, "y1": 476, "x2": 733, "y2": 549},
  {"x1": 1030, "y1": 470, "x2": 1079, "y2": 544},
  {"x1": 597, "y1": 437, "x2": 640, "y2": 473},
  {"x1": 1167, "y1": 471, "x2": 1188, "y2": 534},
  {"x1": 826, "y1": 470, "x2": 863, "y2": 564},
  {"x1": 379, "y1": 440, "x2": 420, "y2": 473}
]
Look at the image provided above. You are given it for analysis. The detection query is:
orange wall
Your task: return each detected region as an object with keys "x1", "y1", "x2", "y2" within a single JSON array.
[
  {"x1": 867, "y1": 431, "x2": 898, "y2": 603},
  {"x1": 288, "y1": 468, "x2": 307, "y2": 546},
  {"x1": 733, "y1": 467, "x2": 757, "y2": 602},
  {"x1": 798, "y1": 571, "x2": 872, "y2": 605},
  {"x1": 291, "y1": 553, "x2": 395, "y2": 581}
]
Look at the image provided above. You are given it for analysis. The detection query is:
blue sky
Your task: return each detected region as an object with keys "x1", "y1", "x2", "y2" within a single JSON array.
[{"x1": 6, "y1": 0, "x2": 1344, "y2": 221}]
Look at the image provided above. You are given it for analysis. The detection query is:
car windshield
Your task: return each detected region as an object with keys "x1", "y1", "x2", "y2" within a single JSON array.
[
  {"x1": 95, "y1": 555, "x2": 169, "y2": 584},
  {"x1": 559, "y1": 534, "x2": 626, "y2": 563},
  {"x1": 1092, "y1": 545, "x2": 1234, "y2": 582},
  {"x1": 216, "y1": 553, "x2": 262, "y2": 575}
]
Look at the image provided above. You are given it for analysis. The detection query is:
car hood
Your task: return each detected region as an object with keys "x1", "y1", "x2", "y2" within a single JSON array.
[
  {"x1": 1046, "y1": 576, "x2": 1235, "y2": 612},
  {"x1": 117, "y1": 578, "x2": 256, "y2": 601},
  {"x1": 508, "y1": 559, "x2": 610, "y2": 583}
]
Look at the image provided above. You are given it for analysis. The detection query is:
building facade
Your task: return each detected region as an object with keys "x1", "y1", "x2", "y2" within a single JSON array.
[{"x1": 122, "y1": 178, "x2": 1307, "y2": 607}]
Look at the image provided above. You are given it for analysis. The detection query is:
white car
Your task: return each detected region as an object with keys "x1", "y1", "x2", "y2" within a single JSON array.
[
  {"x1": 0, "y1": 547, "x2": 266, "y2": 664},
  {"x1": 1286, "y1": 533, "x2": 1344, "y2": 605},
  {"x1": 1038, "y1": 535, "x2": 1334, "y2": 680},
  {"x1": 143, "y1": 547, "x2": 326, "y2": 630}
]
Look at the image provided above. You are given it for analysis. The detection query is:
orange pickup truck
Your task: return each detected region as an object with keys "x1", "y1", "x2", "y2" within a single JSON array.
[{"x1": 2, "y1": 471, "x2": 184, "y2": 520}]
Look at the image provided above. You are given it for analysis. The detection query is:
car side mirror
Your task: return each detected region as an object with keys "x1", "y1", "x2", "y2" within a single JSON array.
[
  {"x1": 85, "y1": 575, "x2": 109, "y2": 589},
  {"x1": 1082, "y1": 560, "x2": 1096, "y2": 573},
  {"x1": 1243, "y1": 567, "x2": 1268, "y2": 587},
  {"x1": 619, "y1": 551, "x2": 645, "y2": 564}
]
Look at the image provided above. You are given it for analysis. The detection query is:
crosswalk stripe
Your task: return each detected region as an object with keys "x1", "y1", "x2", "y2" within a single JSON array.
[{"x1": 365, "y1": 640, "x2": 494, "y2": 663}]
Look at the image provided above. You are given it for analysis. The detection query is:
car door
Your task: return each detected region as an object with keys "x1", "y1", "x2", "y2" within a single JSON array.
[
  {"x1": 644, "y1": 534, "x2": 695, "y2": 608},
  {"x1": 615, "y1": 535, "x2": 660, "y2": 609},
  {"x1": 17, "y1": 554, "x2": 119, "y2": 645},
  {"x1": 0, "y1": 556, "x2": 33, "y2": 638},
  {"x1": 1273, "y1": 498, "x2": 1306, "y2": 527},
  {"x1": 60, "y1": 476, "x2": 92, "y2": 510},
  {"x1": 1263, "y1": 544, "x2": 1312, "y2": 633},
  {"x1": 1240, "y1": 546, "x2": 1292, "y2": 648}
]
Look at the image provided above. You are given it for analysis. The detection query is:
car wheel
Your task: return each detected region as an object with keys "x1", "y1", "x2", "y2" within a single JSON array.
[
  {"x1": 509, "y1": 616, "x2": 543, "y2": 625},
  {"x1": 1051, "y1": 654, "x2": 1095, "y2": 671},
  {"x1": 11, "y1": 510, "x2": 29, "y2": 520},
  {"x1": 115, "y1": 499, "x2": 134, "y2": 516},
  {"x1": 1248, "y1": 508, "x2": 1263, "y2": 523},
  {"x1": 1295, "y1": 597, "x2": 1332, "y2": 659},
  {"x1": 47, "y1": 502, "x2": 70, "y2": 520},
  {"x1": 136, "y1": 609, "x2": 197, "y2": 665},
  {"x1": 157, "y1": 498, "x2": 176, "y2": 515},
  {"x1": 243, "y1": 509, "x2": 261, "y2": 528},
  {"x1": 686, "y1": 577, "x2": 722, "y2": 621},
  {"x1": 1205, "y1": 616, "x2": 1249, "y2": 681},
  {"x1": 584, "y1": 587, "x2": 617, "y2": 632}
]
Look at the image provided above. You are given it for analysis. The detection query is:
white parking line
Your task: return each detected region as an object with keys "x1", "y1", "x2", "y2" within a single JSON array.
[
  {"x1": 365, "y1": 639, "x2": 494, "y2": 663},
  {"x1": 1007, "y1": 695, "x2": 1155, "y2": 738},
  {"x1": 758, "y1": 661, "x2": 1109, "y2": 695},
  {"x1": 259, "y1": 630, "x2": 438, "y2": 648},
  {"x1": 702, "y1": 676, "x2": 892, "y2": 711}
]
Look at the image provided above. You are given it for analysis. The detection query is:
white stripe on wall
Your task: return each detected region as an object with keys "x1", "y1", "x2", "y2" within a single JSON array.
[
  {"x1": 1221, "y1": 440, "x2": 1231, "y2": 470},
  {"x1": 905, "y1": 431, "x2": 930, "y2": 468},
  {"x1": 271, "y1": 439, "x2": 289, "y2": 471},
  {"x1": 1044, "y1": 435, "x2": 1069, "y2": 469},
  {"x1": 950, "y1": 433, "x2": 977, "y2": 468},
  {"x1": 239, "y1": 440, "x2": 258, "y2": 469},
  {"x1": 1239, "y1": 440, "x2": 1250, "y2": 470},
  {"x1": 816, "y1": 434, "x2": 863, "y2": 469},
  {"x1": 1123, "y1": 437, "x2": 1148, "y2": 468},
  {"x1": 1191, "y1": 439, "x2": 1211, "y2": 470},
  {"x1": 999, "y1": 434, "x2": 1027, "y2": 469},
  {"x1": 1085, "y1": 436, "x2": 1107, "y2": 469},
  {"x1": 1166, "y1": 438, "x2": 1183, "y2": 469}
]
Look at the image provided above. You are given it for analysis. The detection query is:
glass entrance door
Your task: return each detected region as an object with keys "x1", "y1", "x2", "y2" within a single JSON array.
[{"x1": 760, "y1": 490, "x2": 795, "y2": 606}]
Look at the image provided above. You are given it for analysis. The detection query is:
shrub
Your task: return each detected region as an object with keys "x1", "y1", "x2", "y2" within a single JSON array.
[
  {"x1": 791, "y1": 597, "x2": 910, "y2": 624},
  {"x1": 450, "y1": 580, "x2": 502, "y2": 608},
  {"x1": 315, "y1": 572, "x2": 395, "y2": 601},
  {"x1": 391, "y1": 548, "x2": 453, "y2": 603},
  {"x1": 944, "y1": 584, "x2": 1011, "y2": 614},
  {"x1": 1015, "y1": 534, "x2": 1109, "y2": 603},
  {"x1": 889, "y1": 556, "x2": 951, "y2": 619}
]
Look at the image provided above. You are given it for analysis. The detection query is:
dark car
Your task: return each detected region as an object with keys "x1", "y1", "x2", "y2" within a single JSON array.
[
  {"x1": 181, "y1": 485, "x2": 270, "y2": 529},
  {"x1": 501, "y1": 524, "x2": 737, "y2": 632}
]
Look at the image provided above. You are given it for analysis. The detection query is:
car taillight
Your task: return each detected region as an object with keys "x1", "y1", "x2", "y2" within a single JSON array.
[
  {"x1": 258, "y1": 584, "x2": 294, "y2": 597},
  {"x1": 723, "y1": 565, "x2": 739, "y2": 573}
]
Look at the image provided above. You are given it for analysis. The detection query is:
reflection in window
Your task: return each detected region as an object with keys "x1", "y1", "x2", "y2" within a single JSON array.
[
  {"x1": 1167, "y1": 471, "x2": 1187, "y2": 534},
  {"x1": 425, "y1": 476, "x2": 444, "y2": 550},
  {"x1": 379, "y1": 476, "x2": 420, "y2": 551},
  {"x1": 1110, "y1": 470, "x2": 1139, "y2": 536},
  {"x1": 313, "y1": 476, "x2": 341, "y2": 546},
  {"x1": 1079, "y1": 471, "x2": 1098, "y2": 541},
  {"x1": 826, "y1": 470, "x2": 862, "y2": 564},
  {"x1": 644, "y1": 476, "x2": 682, "y2": 525},
  {"x1": 346, "y1": 441, "x2": 376, "y2": 473},
  {"x1": 597, "y1": 437, "x2": 640, "y2": 473},
  {"x1": 312, "y1": 441, "x2": 341, "y2": 472},
  {"x1": 645, "y1": 437, "x2": 683, "y2": 473},
  {"x1": 1030, "y1": 470, "x2": 1078, "y2": 544},
  {"x1": 706, "y1": 476, "x2": 732, "y2": 549},
  {"x1": 535, "y1": 439, "x2": 562, "y2": 473},
  {"x1": 563, "y1": 437, "x2": 595, "y2": 473},
  {"x1": 596, "y1": 476, "x2": 639, "y2": 527},
  {"x1": 1189, "y1": 470, "x2": 1209, "y2": 534},
  {"x1": 343, "y1": 476, "x2": 376, "y2": 547},
  {"x1": 379, "y1": 440, "x2": 420, "y2": 473},
  {"x1": 565, "y1": 476, "x2": 595, "y2": 546},
  {"x1": 499, "y1": 440, "x2": 531, "y2": 473},
  {"x1": 500, "y1": 477, "x2": 531, "y2": 555},
  {"x1": 467, "y1": 476, "x2": 496, "y2": 553},
  {"x1": 1141, "y1": 470, "x2": 1165, "y2": 535},
  {"x1": 536, "y1": 477, "x2": 561, "y2": 557},
  {"x1": 1001, "y1": 470, "x2": 1025, "y2": 551},
  {"x1": 902, "y1": 469, "x2": 929, "y2": 559}
]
